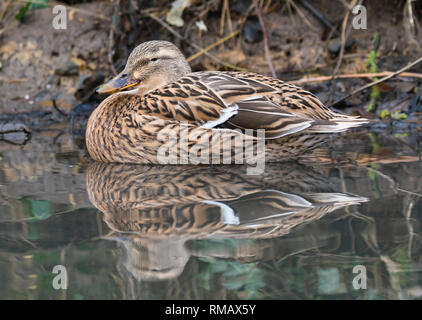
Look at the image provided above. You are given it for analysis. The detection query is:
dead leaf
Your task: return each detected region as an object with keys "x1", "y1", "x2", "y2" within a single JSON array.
[
  {"x1": 0, "y1": 41, "x2": 18, "y2": 60},
  {"x1": 69, "y1": 9, "x2": 75, "y2": 21},
  {"x1": 71, "y1": 56, "x2": 86, "y2": 73},
  {"x1": 166, "y1": 0, "x2": 191, "y2": 27}
]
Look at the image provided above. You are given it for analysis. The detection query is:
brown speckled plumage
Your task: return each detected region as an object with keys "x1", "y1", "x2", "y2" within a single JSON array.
[
  {"x1": 86, "y1": 162, "x2": 368, "y2": 280},
  {"x1": 86, "y1": 41, "x2": 368, "y2": 164},
  {"x1": 87, "y1": 162, "x2": 368, "y2": 239}
]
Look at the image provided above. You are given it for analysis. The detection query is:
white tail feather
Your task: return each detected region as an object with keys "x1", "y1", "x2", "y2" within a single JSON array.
[{"x1": 307, "y1": 117, "x2": 369, "y2": 133}]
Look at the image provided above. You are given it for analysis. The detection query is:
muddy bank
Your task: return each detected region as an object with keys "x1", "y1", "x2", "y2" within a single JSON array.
[
  {"x1": 0, "y1": 1, "x2": 111, "y2": 114},
  {"x1": 0, "y1": 0, "x2": 421, "y2": 132}
]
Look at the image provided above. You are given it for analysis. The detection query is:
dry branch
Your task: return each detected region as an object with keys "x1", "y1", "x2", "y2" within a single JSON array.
[
  {"x1": 329, "y1": 55, "x2": 422, "y2": 107},
  {"x1": 256, "y1": 6, "x2": 276, "y2": 77},
  {"x1": 290, "y1": 71, "x2": 422, "y2": 85}
]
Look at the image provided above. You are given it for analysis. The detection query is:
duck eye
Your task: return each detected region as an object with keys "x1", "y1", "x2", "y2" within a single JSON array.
[{"x1": 150, "y1": 57, "x2": 158, "y2": 62}]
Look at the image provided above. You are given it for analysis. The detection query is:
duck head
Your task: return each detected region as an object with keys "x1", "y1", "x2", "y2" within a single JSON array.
[{"x1": 97, "y1": 40, "x2": 191, "y2": 95}]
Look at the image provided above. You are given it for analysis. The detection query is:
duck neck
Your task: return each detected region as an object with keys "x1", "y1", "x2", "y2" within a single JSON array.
[{"x1": 127, "y1": 75, "x2": 169, "y2": 96}]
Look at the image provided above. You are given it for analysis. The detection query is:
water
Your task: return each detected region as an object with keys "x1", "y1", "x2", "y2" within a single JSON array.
[{"x1": 0, "y1": 127, "x2": 421, "y2": 300}]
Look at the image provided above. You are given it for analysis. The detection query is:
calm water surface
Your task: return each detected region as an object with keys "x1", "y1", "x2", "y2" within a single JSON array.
[{"x1": 0, "y1": 127, "x2": 421, "y2": 299}]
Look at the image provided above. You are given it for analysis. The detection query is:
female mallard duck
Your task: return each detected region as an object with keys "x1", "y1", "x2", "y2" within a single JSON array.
[
  {"x1": 86, "y1": 162, "x2": 367, "y2": 281},
  {"x1": 87, "y1": 162, "x2": 368, "y2": 239},
  {"x1": 86, "y1": 40, "x2": 368, "y2": 164}
]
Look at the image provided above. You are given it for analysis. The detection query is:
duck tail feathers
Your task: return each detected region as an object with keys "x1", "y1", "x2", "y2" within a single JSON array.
[{"x1": 307, "y1": 116, "x2": 369, "y2": 133}]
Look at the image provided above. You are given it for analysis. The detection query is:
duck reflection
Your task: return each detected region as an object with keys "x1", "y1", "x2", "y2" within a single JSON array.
[{"x1": 86, "y1": 162, "x2": 367, "y2": 281}]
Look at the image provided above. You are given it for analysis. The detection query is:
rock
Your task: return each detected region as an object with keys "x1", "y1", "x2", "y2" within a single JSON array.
[
  {"x1": 0, "y1": 122, "x2": 31, "y2": 145},
  {"x1": 54, "y1": 55, "x2": 79, "y2": 76},
  {"x1": 232, "y1": 0, "x2": 253, "y2": 15},
  {"x1": 243, "y1": 16, "x2": 263, "y2": 44},
  {"x1": 393, "y1": 82, "x2": 416, "y2": 93},
  {"x1": 328, "y1": 38, "x2": 355, "y2": 55},
  {"x1": 47, "y1": 74, "x2": 61, "y2": 86},
  {"x1": 408, "y1": 89, "x2": 422, "y2": 113}
]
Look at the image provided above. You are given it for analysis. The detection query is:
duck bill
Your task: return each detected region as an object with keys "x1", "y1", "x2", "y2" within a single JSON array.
[{"x1": 96, "y1": 73, "x2": 139, "y2": 94}]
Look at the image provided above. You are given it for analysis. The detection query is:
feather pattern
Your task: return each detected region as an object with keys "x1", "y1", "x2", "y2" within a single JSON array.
[
  {"x1": 87, "y1": 162, "x2": 368, "y2": 239},
  {"x1": 86, "y1": 41, "x2": 368, "y2": 164}
]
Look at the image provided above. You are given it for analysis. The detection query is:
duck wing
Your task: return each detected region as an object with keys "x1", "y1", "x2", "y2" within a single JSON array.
[
  {"x1": 133, "y1": 73, "x2": 239, "y2": 129},
  {"x1": 133, "y1": 71, "x2": 366, "y2": 139},
  {"x1": 201, "y1": 71, "x2": 369, "y2": 136}
]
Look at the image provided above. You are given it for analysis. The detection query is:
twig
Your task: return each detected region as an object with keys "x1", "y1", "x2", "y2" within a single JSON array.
[
  {"x1": 332, "y1": 0, "x2": 359, "y2": 77},
  {"x1": 145, "y1": 12, "x2": 247, "y2": 71},
  {"x1": 286, "y1": 0, "x2": 318, "y2": 31},
  {"x1": 255, "y1": 6, "x2": 276, "y2": 77},
  {"x1": 406, "y1": 0, "x2": 416, "y2": 35},
  {"x1": 108, "y1": 0, "x2": 119, "y2": 76},
  {"x1": 263, "y1": 0, "x2": 274, "y2": 13},
  {"x1": 0, "y1": 76, "x2": 27, "y2": 83},
  {"x1": 285, "y1": 0, "x2": 298, "y2": 38},
  {"x1": 337, "y1": 0, "x2": 354, "y2": 10},
  {"x1": 0, "y1": 0, "x2": 12, "y2": 23},
  {"x1": 290, "y1": 71, "x2": 422, "y2": 85},
  {"x1": 52, "y1": 98, "x2": 68, "y2": 117},
  {"x1": 329, "y1": 55, "x2": 422, "y2": 107},
  {"x1": 187, "y1": 30, "x2": 240, "y2": 62},
  {"x1": 298, "y1": 0, "x2": 337, "y2": 33},
  {"x1": 219, "y1": 0, "x2": 233, "y2": 36},
  {"x1": 398, "y1": 188, "x2": 422, "y2": 198}
]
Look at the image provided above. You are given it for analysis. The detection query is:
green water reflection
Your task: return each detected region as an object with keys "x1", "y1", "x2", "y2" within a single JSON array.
[{"x1": 0, "y1": 131, "x2": 421, "y2": 299}]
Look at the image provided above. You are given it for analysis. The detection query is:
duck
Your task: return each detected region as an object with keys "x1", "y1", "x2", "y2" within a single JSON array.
[
  {"x1": 86, "y1": 162, "x2": 367, "y2": 281},
  {"x1": 87, "y1": 162, "x2": 368, "y2": 239},
  {"x1": 86, "y1": 40, "x2": 368, "y2": 164}
]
